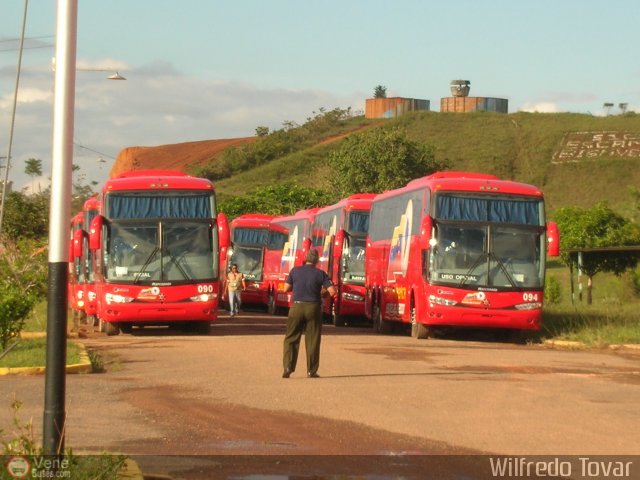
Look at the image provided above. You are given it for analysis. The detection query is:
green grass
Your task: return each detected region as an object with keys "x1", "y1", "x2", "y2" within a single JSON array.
[
  {"x1": 0, "y1": 337, "x2": 82, "y2": 368},
  {"x1": 395, "y1": 110, "x2": 640, "y2": 216},
  {"x1": 21, "y1": 300, "x2": 47, "y2": 332},
  {"x1": 215, "y1": 124, "x2": 377, "y2": 196},
  {"x1": 215, "y1": 111, "x2": 640, "y2": 220},
  {"x1": 541, "y1": 306, "x2": 640, "y2": 346},
  {"x1": 540, "y1": 259, "x2": 640, "y2": 346}
]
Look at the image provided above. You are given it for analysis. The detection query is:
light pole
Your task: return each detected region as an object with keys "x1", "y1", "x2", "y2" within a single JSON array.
[
  {"x1": 43, "y1": 0, "x2": 77, "y2": 457},
  {"x1": 43, "y1": 2, "x2": 126, "y2": 457}
]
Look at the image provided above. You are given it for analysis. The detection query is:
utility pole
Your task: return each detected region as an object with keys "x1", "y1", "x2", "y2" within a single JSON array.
[
  {"x1": 43, "y1": 0, "x2": 77, "y2": 457},
  {"x1": 0, "y1": 0, "x2": 28, "y2": 238}
]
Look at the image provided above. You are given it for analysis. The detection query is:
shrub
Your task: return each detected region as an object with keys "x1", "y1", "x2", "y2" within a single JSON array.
[
  {"x1": 544, "y1": 275, "x2": 562, "y2": 305},
  {"x1": 0, "y1": 238, "x2": 47, "y2": 349},
  {"x1": 0, "y1": 284, "x2": 35, "y2": 350},
  {"x1": 328, "y1": 126, "x2": 444, "y2": 197}
]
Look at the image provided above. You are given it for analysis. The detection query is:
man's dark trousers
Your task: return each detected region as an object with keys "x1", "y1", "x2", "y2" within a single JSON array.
[{"x1": 283, "y1": 301, "x2": 322, "y2": 374}]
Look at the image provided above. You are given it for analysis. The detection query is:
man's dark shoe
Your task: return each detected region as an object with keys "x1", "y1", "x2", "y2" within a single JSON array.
[
  {"x1": 307, "y1": 372, "x2": 320, "y2": 378},
  {"x1": 282, "y1": 369, "x2": 292, "y2": 378}
]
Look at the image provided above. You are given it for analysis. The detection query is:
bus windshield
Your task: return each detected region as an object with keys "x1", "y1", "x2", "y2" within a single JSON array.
[
  {"x1": 429, "y1": 223, "x2": 543, "y2": 290},
  {"x1": 105, "y1": 220, "x2": 217, "y2": 284},
  {"x1": 229, "y1": 245, "x2": 264, "y2": 281},
  {"x1": 342, "y1": 235, "x2": 366, "y2": 284}
]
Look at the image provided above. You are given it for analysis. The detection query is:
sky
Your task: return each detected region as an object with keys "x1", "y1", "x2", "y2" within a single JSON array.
[{"x1": 1, "y1": 0, "x2": 639, "y2": 192}]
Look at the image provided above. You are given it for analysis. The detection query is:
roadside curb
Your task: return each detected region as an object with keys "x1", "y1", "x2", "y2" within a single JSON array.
[
  {"x1": 0, "y1": 335, "x2": 93, "y2": 376},
  {"x1": 117, "y1": 458, "x2": 145, "y2": 480},
  {"x1": 543, "y1": 339, "x2": 586, "y2": 349},
  {"x1": 543, "y1": 339, "x2": 640, "y2": 351}
]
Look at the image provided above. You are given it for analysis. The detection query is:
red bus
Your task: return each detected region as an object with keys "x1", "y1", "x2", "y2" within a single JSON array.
[
  {"x1": 68, "y1": 211, "x2": 86, "y2": 325},
  {"x1": 365, "y1": 172, "x2": 560, "y2": 339},
  {"x1": 227, "y1": 214, "x2": 288, "y2": 310},
  {"x1": 311, "y1": 194, "x2": 375, "y2": 326},
  {"x1": 88, "y1": 170, "x2": 230, "y2": 335},
  {"x1": 266, "y1": 208, "x2": 319, "y2": 313},
  {"x1": 81, "y1": 196, "x2": 100, "y2": 325}
]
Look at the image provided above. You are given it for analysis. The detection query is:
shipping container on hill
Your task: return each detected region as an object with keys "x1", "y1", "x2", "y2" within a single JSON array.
[
  {"x1": 440, "y1": 96, "x2": 508, "y2": 113},
  {"x1": 365, "y1": 97, "x2": 430, "y2": 119}
]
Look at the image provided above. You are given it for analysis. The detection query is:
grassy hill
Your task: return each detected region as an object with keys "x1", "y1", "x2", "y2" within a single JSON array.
[{"x1": 213, "y1": 111, "x2": 640, "y2": 219}]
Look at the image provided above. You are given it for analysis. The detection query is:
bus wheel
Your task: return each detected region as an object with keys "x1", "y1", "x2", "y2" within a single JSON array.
[
  {"x1": 373, "y1": 302, "x2": 393, "y2": 334},
  {"x1": 410, "y1": 306, "x2": 430, "y2": 339},
  {"x1": 332, "y1": 302, "x2": 346, "y2": 327},
  {"x1": 120, "y1": 323, "x2": 133, "y2": 334},
  {"x1": 267, "y1": 291, "x2": 276, "y2": 315},
  {"x1": 192, "y1": 321, "x2": 211, "y2": 335},
  {"x1": 105, "y1": 321, "x2": 120, "y2": 336},
  {"x1": 493, "y1": 328, "x2": 527, "y2": 344}
]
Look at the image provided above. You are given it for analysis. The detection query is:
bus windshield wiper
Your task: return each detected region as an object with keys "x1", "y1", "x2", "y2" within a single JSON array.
[
  {"x1": 458, "y1": 252, "x2": 486, "y2": 288},
  {"x1": 165, "y1": 250, "x2": 190, "y2": 280},
  {"x1": 134, "y1": 247, "x2": 159, "y2": 284},
  {"x1": 488, "y1": 251, "x2": 518, "y2": 288},
  {"x1": 457, "y1": 251, "x2": 518, "y2": 288}
]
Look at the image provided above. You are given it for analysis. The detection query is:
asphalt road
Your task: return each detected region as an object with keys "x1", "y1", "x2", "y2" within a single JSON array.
[{"x1": 1, "y1": 311, "x2": 639, "y2": 478}]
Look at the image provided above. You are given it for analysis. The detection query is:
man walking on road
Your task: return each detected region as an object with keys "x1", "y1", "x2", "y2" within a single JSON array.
[{"x1": 282, "y1": 249, "x2": 335, "y2": 379}]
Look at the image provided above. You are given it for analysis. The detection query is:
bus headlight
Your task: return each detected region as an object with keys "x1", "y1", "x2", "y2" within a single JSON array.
[
  {"x1": 428, "y1": 295, "x2": 458, "y2": 307},
  {"x1": 515, "y1": 302, "x2": 542, "y2": 310},
  {"x1": 105, "y1": 293, "x2": 134, "y2": 304},
  {"x1": 190, "y1": 293, "x2": 217, "y2": 302},
  {"x1": 342, "y1": 292, "x2": 364, "y2": 302}
]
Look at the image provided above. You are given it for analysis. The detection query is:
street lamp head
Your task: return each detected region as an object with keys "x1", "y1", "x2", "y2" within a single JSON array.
[{"x1": 107, "y1": 71, "x2": 126, "y2": 80}]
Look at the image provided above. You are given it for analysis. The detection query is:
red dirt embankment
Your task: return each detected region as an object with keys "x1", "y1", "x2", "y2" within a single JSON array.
[{"x1": 109, "y1": 137, "x2": 256, "y2": 178}]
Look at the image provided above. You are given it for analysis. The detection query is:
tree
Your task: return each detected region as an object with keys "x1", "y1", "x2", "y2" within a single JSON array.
[
  {"x1": 1, "y1": 191, "x2": 49, "y2": 241},
  {"x1": 553, "y1": 202, "x2": 640, "y2": 304},
  {"x1": 255, "y1": 126, "x2": 269, "y2": 137},
  {"x1": 328, "y1": 126, "x2": 445, "y2": 197},
  {"x1": 71, "y1": 164, "x2": 96, "y2": 213},
  {"x1": 24, "y1": 158, "x2": 42, "y2": 193},
  {"x1": 0, "y1": 237, "x2": 47, "y2": 349},
  {"x1": 629, "y1": 186, "x2": 640, "y2": 223},
  {"x1": 219, "y1": 182, "x2": 334, "y2": 220},
  {"x1": 373, "y1": 85, "x2": 387, "y2": 98}
]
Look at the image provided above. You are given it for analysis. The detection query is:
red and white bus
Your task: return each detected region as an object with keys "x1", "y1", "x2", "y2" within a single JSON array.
[
  {"x1": 365, "y1": 171, "x2": 560, "y2": 338},
  {"x1": 80, "y1": 196, "x2": 100, "y2": 325},
  {"x1": 227, "y1": 214, "x2": 288, "y2": 310},
  {"x1": 88, "y1": 170, "x2": 230, "y2": 335},
  {"x1": 68, "y1": 211, "x2": 86, "y2": 324},
  {"x1": 311, "y1": 193, "x2": 375, "y2": 326},
  {"x1": 265, "y1": 208, "x2": 319, "y2": 313}
]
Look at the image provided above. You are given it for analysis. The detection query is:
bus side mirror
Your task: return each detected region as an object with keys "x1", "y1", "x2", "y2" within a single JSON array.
[
  {"x1": 72, "y1": 229, "x2": 85, "y2": 258},
  {"x1": 302, "y1": 237, "x2": 312, "y2": 255},
  {"x1": 419, "y1": 216, "x2": 433, "y2": 250},
  {"x1": 89, "y1": 215, "x2": 104, "y2": 251},
  {"x1": 547, "y1": 221, "x2": 560, "y2": 257},
  {"x1": 217, "y1": 212, "x2": 231, "y2": 250}
]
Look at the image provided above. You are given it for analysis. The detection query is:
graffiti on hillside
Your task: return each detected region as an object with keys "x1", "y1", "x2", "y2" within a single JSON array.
[{"x1": 552, "y1": 131, "x2": 640, "y2": 163}]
